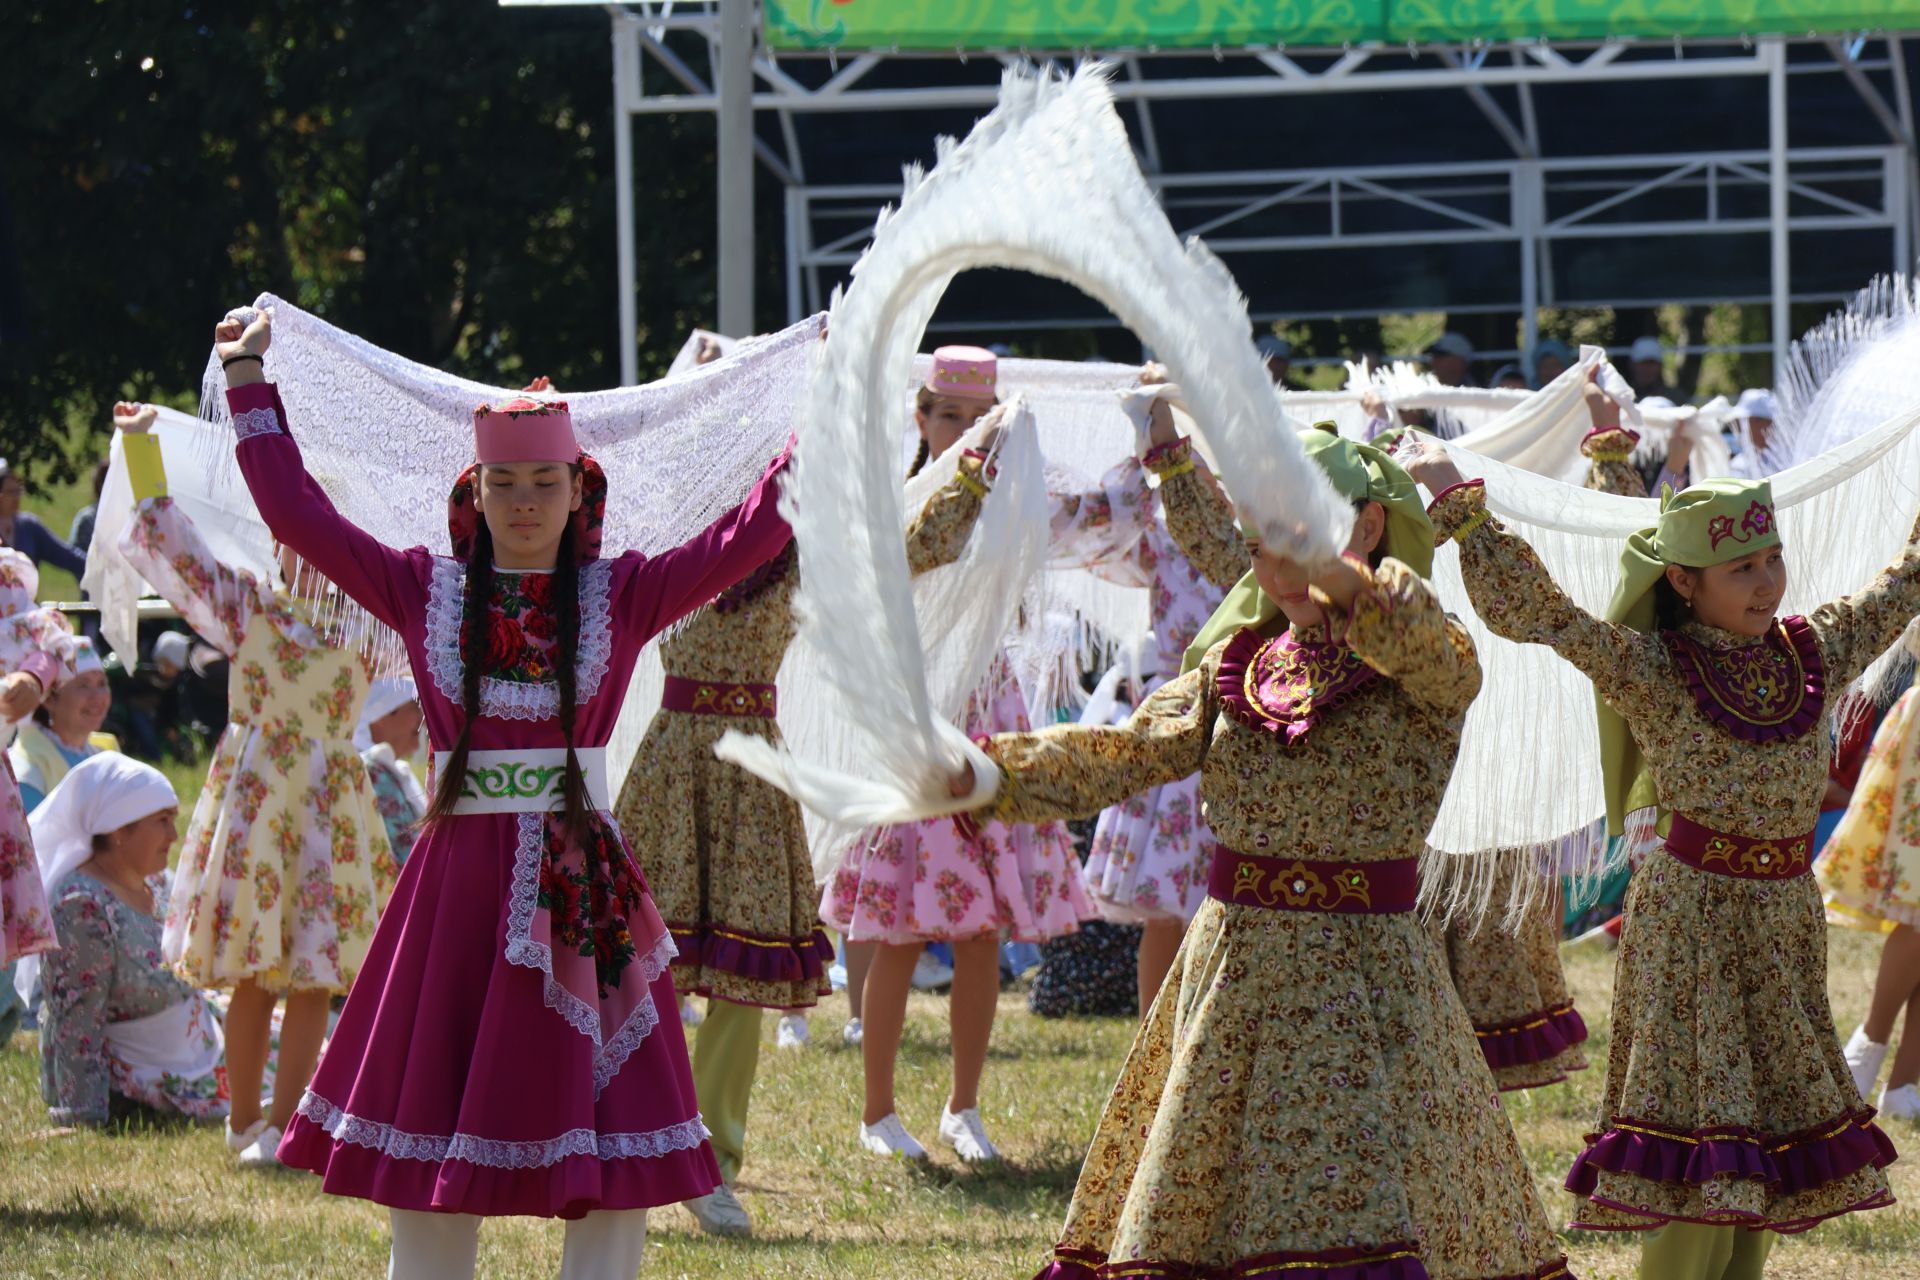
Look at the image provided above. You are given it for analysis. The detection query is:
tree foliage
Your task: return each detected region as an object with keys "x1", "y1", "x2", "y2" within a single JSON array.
[{"x1": 0, "y1": 2, "x2": 781, "y2": 481}]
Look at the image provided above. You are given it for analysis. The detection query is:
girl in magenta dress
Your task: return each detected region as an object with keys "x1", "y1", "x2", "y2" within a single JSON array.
[{"x1": 210, "y1": 310, "x2": 791, "y2": 1278}]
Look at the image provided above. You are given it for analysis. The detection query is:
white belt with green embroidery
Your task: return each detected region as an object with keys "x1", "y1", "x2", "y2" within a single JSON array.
[{"x1": 432, "y1": 747, "x2": 611, "y2": 815}]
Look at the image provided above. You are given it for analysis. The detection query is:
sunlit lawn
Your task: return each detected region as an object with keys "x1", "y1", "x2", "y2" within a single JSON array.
[{"x1": 3, "y1": 925, "x2": 1919, "y2": 1278}]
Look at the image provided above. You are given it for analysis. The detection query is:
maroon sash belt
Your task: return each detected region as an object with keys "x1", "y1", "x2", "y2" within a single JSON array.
[
  {"x1": 661, "y1": 676, "x2": 777, "y2": 719},
  {"x1": 1207, "y1": 849, "x2": 1418, "y2": 914},
  {"x1": 1664, "y1": 813, "x2": 1813, "y2": 880}
]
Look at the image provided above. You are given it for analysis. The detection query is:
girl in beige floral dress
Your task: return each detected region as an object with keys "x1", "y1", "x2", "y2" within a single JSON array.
[
  {"x1": 1402, "y1": 424, "x2": 1903, "y2": 1280},
  {"x1": 111, "y1": 403, "x2": 396, "y2": 1168},
  {"x1": 962, "y1": 427, "x2": 1572, "y2": 1280}
]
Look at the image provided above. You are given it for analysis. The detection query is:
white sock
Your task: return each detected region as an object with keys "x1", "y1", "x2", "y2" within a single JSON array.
[
  {"x1": 559, "y1": 1208, "x2": 650, "y2": 1280},
  {"x1": 387, "y1": 1208, "x2": 480, "y2": 1280}
]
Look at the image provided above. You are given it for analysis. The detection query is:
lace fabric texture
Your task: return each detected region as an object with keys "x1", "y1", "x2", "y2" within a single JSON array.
[
  {"x1": 423, "y1": 558, "x2": 615, "y2": 721},
  {"x1": 296, "y1": 1090, "x2": 709, "y2": 1168}
]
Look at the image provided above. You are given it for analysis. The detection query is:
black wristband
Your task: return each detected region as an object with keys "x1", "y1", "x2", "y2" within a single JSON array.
[{"x1": 221, "y1": 352, "x2": 264, "y2": 369}]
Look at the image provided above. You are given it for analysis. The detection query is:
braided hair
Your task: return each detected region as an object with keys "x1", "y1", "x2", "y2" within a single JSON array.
[{"x1": 425, "y1": 469, "x2": 592, "y2": 845}]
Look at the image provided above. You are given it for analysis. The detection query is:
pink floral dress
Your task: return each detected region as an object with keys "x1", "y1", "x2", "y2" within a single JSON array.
[
  {"x1": 1050, "y1": 457, "x2": 1228, "y2": 924},
  {"x1": 0, "y1": 549, "x2": 74, "y2": 972},
  {"x1": 822, "y1": 458, "x2": 1094, "y2": 945},
  {"x1": 227, "y1": 382, "x2": 793, "y2": 1217},
  {"x1": 120, "y1": 497, "x2": 396, "y2": 993}
]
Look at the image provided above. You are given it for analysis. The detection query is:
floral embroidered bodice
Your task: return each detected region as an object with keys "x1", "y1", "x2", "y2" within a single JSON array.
[
  {"x1": 1664, "y1": 617, "x2": 1825, "y2": 743},
  {"x1": 422, "y1": 559, "x2": 616, "y2": 729},
  {"x1": 1217, "y1": 625, "x2": 1379, "y2": 744}
]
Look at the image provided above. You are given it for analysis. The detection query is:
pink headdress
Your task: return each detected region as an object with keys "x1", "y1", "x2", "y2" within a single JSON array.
[
  {"x1": 925, "y1": 346, "x2": 998, "y2": 401},
  {"x1": 449, "y1": 398, "x2": 606, "y2": 561},
  {"x1": 472, "y1": 397, "x2": 580, "y2": 464}
]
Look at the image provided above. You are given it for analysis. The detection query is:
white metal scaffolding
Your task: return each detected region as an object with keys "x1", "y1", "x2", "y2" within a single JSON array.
[{"x1": 595, "y1": 2, "x2": 1920, "y2": 377}]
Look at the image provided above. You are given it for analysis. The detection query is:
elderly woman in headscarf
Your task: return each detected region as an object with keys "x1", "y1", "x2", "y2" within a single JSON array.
[
  {"x1": 9, "y1": 634, "x2": 114, "y2": 812},
  {"x1": 17, "y1": 753, "x2": 234, "y2": 1126},
  {"x1": 356, "y1": 677, "x2": 426, "y2": 869}
]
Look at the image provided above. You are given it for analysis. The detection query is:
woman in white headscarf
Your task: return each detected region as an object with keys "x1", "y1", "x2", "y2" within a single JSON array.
[
  {"x1": 355, "y1": 677, "x2": 426, "y2": 869},
  {"x1": 18, "y1": 753, "x2": 231, "y2": 1126},
  {"x1": 9, "y1": 633, "x2": 114, "y2": 812}
]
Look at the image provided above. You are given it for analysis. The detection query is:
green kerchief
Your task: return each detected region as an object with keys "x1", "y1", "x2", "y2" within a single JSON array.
[
  {"x1": 1180, "y1": 425, "x2": 1435, "y2": 674},
  {"x1": 1598, "y1": 477, "x2": 1780, "y2": 834}
]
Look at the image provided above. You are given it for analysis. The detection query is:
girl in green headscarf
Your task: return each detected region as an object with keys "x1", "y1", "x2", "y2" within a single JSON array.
[
  {"x1": 1400, "y1": 420, "x2": 1912, "y2": 1280},
  {"x1": 947, "y1": 418, "x2": 1572, "y2": 1280}
]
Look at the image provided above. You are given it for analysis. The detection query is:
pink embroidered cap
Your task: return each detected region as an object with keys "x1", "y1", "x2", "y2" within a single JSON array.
[
  {"x1": 472, "y1": 397, "x2": 579, "y2": 465},
  {"x1": 925, "y1": 346, "x2": 998, "y2": 400}
]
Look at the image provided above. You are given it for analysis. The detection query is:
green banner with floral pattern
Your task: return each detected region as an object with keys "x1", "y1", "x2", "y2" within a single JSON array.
[{"x1": 763, "y1": 1, "x2": 1911, "y2": 51}]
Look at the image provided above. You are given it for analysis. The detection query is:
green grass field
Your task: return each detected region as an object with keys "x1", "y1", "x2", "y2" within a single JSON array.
[{"x1": 3, "y1": 929, "x2": 1917, "y2": 1279}]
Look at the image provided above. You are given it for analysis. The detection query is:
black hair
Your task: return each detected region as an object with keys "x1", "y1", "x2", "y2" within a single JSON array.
[
  {"x1": 1653, "y1": 566, "x2": 1700, "y2": 632},
  {"x1": 425, "y1": 485, "x2": 591, "y2": 846}
]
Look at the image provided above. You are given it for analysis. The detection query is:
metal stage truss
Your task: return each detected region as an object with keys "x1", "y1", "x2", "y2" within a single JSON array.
[{"x1": 572, "y1": 3, "x2": 1920, "y2": 381}]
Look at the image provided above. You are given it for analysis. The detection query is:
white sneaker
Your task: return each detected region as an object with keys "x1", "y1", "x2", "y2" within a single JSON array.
[
  {"x1": 858, "y1": 1113, "x2": 927, "y2": 1159},
  {"x1": 911, "y1": 951, "x2": 954, "y2": 991},
  {"x1": 775, "y1": 1013, "x2": 810, "y2": 1050},
  {"x1": 235, "y1": 1122, "x2": 284, "y2": 1167},
  {"x1": 938, "y1": 1105, "x2": 1001, "y2": 1163},
  {"x1": 225, "y1": 1116, "x2": 269, "y2": 1155},
  {"x1": 1878, "y1": 1082, "x2": 1920, "y2": 1122},
  {"x1": 1845, "y1": 1024, "x2": 1890, "y2": 1099},
  {"x1": 842, "y1": 1017, "x2": 864, "y2": 1046},
  {"x1": 683, "y1": 1182, "x2": 752, "y2": 1237},
  {"x1": 681, "y1": 997, "x2": 705, "y2": 1028}
]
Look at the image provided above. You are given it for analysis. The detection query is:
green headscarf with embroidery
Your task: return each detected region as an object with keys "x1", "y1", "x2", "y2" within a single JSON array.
[
  {"x1": 1180, "y1": 424, "x2": 1435, "y2": 674},
  {"x1": 1598, "y1": 477, "x2": 1781, "y2": 835}
]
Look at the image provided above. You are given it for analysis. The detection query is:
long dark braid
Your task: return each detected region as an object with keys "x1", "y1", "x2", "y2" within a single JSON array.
[
  {"x1": 424, "y1": 522, "x2": 497, "y2": 826},
  {"x1": 549, "y1": 521, "x2": 593, "y2": 847}
]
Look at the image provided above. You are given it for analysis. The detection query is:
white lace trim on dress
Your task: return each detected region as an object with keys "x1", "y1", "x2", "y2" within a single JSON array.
[
  {"x1": 422, "y1": 558, "x2": 614, "y2": 721},
  {"x1": 296, "y1": 1091, "x2": 709, "y2": 1168},
  {"x1": 501, "y1": 812, "x2": 678, "y2": 1098},
  {"x1": 232, "y1": 407, "x2": 285, "y2": 441}
]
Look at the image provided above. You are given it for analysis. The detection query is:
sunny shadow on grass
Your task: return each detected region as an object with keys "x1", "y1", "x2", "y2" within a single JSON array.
[{"x1": 4, "y1": 937, "x2": 1920, "y2": 1277}]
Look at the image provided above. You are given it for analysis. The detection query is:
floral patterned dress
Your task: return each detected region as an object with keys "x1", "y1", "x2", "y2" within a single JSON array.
[
  {"x1": 983, "y1": 552, "x2": 1570, "y2": 1280},
  {"x1": 362, "y1": 744, "x2": 426, "y2": 868},
  {"x1": 614, "y1": 541, "x2": 833, "y2": 1010},
  {"x1": 120, "y1": 496, "x2": 396, "y2": 993},
  {"x1": 1818, "y1": 683, "x2": 1920, "y2": 932},
  {"x1": 1049, "y1": 455, "x2": 1228, "y2": 925},
  {"x1": 1431, "y1": 477, "x2": 1908, "y2": 1232},
  {"x1": 40, "y1": 871, "x2": 229, "y2": 1125},
  {"x1": 0, "y1": 549, "x2": 67, "y2": 974},
  {"x1": 822, "y1": 459, "x2": 1094, "y2": 945},
  {"x1": 228, "y1": 382, "x2": 791, "y2": 1216}
]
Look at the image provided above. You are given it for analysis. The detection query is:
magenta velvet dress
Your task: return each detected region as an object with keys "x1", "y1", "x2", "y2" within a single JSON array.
[{"x1": 228, "y1": 382, "x2": 790, "y2": 1218}]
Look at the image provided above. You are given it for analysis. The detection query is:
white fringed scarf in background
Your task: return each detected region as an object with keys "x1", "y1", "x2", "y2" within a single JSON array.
[{"x1": 715, "y1": 62, "x2": 1353, "y2": 839}]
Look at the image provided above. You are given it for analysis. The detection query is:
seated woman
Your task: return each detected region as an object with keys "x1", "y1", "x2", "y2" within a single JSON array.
[
  {"x1": 24, "y1": 752, "x2": 231, "y2": 1126},
  {"x1": 355, "y1": 677, "x2": 427, "y2": 869},
  {"x1": 10, "y1": 635, "x2": 114, "y2": 812}
]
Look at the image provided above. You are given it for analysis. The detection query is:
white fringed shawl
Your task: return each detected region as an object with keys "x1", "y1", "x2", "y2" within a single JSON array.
[
  {"x1": 714, "y1": 62, "x2": 1352, "y2": 835},
  {"x1": 1426, "y1": 399, "x2": 1920, "y2": 870}
]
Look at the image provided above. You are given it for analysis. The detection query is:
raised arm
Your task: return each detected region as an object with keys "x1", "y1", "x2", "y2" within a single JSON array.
[
  {"x1": 1150, "y1": 439, "x2": 1248, "y2": 590},
  {"x1": 113, "y1": 410, "x2": 259, "y2": 657},
  {"x1": 1048, "y1": 456, "x2": 1155, "y2": 585},
  {"x1": 1810, "y1": 505, "x2": 1920, "y2": 689},
  {"x1": 1326, "y1": 556, "x2": 1481, "y2": 719},
  {"x1": 904, "y1": 451, "x2": 990, "y2": 575},
  {"x1": 211, "y1": 315, "x2": 418, "y2": 630},
  {"x1": 1421, "y1": 475, "x2": 1661, "y2": 718},
  {"x1": 1581, "y1": 427, "x2": 1648, "y2": 498},
  {"x1": 618, "y1": 441, "x2": 793, "y2": 641},
  {"x1": 980, "y1": 657, "x2": 1216, "y2": 825}
]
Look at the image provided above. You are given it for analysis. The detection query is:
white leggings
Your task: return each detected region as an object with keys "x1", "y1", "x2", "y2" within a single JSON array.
[{"x1": 387, "y1": 1207, "x2": 649, "y2": 1280}]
